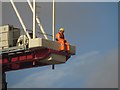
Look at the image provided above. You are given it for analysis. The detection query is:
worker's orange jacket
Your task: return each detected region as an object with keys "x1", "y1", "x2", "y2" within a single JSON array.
[
  {"x1": 55, "y1": 32, "x2": 65, "y2": 41},
  {"x1": 56, "y1": 32, "x2": 70, "y2": 51}
]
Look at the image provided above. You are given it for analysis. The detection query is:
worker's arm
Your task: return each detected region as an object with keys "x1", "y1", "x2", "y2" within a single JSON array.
[
  {"x1": 55, "y1": 33, "x2": 60, "y2": 41},
  {"x1": 64, "y1": 40, "x2": 67, "y2": 42},
  {"x1": 56, "y1": 38, "x2": 58, "y2": 41}
]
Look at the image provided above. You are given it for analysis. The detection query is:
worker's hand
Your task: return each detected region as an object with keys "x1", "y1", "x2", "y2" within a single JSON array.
[
  {"x1": 56, "y1": 38, "x2": 58, "y2": 41},
  {"x1": 64, "y1": 40, "x2": 67, "y2": 43}
]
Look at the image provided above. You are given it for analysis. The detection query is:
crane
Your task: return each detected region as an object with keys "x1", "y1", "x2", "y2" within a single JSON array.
[{"x1": 0, "y1": 0, "x2": 76, "y2": 89}]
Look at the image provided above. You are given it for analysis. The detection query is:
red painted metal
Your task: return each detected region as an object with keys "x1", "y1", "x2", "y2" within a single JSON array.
[{"x1": 1, "y1": 48, "x2": 71, "y2": 72}]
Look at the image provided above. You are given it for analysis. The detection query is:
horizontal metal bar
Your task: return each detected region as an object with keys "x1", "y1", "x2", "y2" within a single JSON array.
[{"x1": 0, "y1": 46, "x2": 25, "y2": 54}]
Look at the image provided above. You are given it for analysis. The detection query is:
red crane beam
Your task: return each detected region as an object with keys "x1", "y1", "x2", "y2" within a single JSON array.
[{"x1": 1, "y1": 48, "x2": 71, "y2": 72}]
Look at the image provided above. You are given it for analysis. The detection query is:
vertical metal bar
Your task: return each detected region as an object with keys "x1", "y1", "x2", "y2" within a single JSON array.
[
  {"x1": 52, "y1": 64, "x2": 55, "y2": 70},
  {"x1": 52, "y1": 0, "x2": 55, "y2": 41},
  {"x1": 10, "y1": 0, "x2": 31, "y2": 39},
  {"x1": 52, "y1": 0, "x2": 55, "y2": 70},
  {"x1": 27, "y1": 0, "x2": 48, "y2": 39},
  {"x1": 2, "y1": 72, "x2": 7, "y2": 90},
  {"x1": 33, "y1": 0, "x2": 36, "y2": 39}
]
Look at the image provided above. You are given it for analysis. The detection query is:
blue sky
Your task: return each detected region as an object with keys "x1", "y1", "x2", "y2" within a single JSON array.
[{"x1": 2, "y1": 2, "x2": 118, "y2": 88}]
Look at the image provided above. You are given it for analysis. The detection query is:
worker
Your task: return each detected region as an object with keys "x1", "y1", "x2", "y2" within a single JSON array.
[{"x1": 55, "y1": 27, "x2": 70, "y2": 52}]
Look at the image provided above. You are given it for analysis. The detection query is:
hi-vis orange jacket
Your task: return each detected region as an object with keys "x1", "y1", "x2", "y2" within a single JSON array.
[{"x1": 56, "y1": 32, "x2": 65, "y2": 41}]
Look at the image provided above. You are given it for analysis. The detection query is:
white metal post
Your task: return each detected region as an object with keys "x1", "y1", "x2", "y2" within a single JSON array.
[
  {"x1": 27, "y1": 0, "x2": 48, "y2": 39},
  {"x1": 52, "y1": 0, "x2": 55, "y2": 41},
  {"x1": 52, "y1": 0, "x2": 55, "y2": 70},
  {"x1": 33, "y1": 0, "x2": 36, "y2": 39},
  {"x1": 10, "y1": 0, "x2": 31, "y2": 39}
]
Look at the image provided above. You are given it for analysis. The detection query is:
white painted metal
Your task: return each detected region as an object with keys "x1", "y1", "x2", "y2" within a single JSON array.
[
  {"x1": 0, "y1": 25, "x2": 20, "y2": 49},
  {"x1": 52, "y1": 0, "x2": 55, "y2": 41},
  {"x1": 17, "y1": 35, "x2": 28, "y2": 49},
  {"x1": 33, "y1": 0, "x2": 36, "y2": 39},
  {"x1": 10, "y1": 0, "x2": 31, "y2": 39},
  {"x1": 27, "y1": 0, "x2": 48, "y2": 39}
]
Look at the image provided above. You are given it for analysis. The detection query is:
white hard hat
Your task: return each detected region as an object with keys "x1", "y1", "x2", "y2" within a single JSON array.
[{"x1": 59, "y1": 28, "x2": 64, "y2": 32}]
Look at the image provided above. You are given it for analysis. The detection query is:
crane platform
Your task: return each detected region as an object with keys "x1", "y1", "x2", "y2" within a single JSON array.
[{"x1": 0, "y1": 38, "x2": 76, "y2": 72}]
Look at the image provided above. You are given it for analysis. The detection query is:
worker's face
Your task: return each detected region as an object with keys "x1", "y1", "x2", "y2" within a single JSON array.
[{"x1": 60, "y1": 31, "x2": 64, "y2": 33}]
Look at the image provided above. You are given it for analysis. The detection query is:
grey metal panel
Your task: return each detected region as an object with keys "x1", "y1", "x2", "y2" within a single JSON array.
[
  {"x1": 39, "y1": 53, "x2": 66, "y2": 64},
  {"x1": 42, "y1": 38, "x2": 76, "y2": 55},
  {"x1": 70, "y1": 45, "x2": 76, "y2": 55},
  {"x1": 29, "y1": 38, "x2": 76, "y2": 55},
  {"x1": 42, "y1": 38, "x2": 60, "y2": 50},
  {"x1": 0, "y1": 46, "x2": 25, "y2": 54}
]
